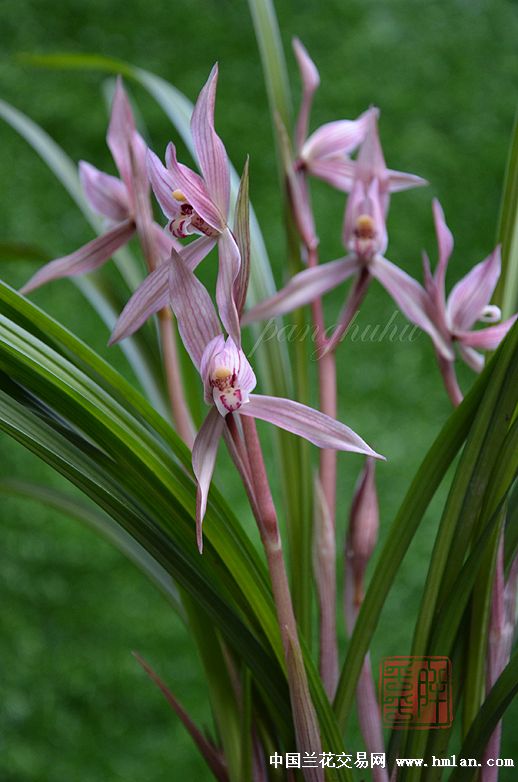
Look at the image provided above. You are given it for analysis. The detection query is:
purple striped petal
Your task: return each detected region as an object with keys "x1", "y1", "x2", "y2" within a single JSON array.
[
  {"x1": 21, "y1": 220, "x2": 135, "y2": 295},
  {"x1": 166, "y1": 143, "x2": 223, "y2": 231},
  {"x1": 109, "y1": 261, "x2": 170, "y2": 345},
  {"x1": 242, "y1": 256, "x2": 360, "y2": 325},
  {"x1": 147, "y1": 148, "x2": 181, "y2": 219},
  {"x1": 293, "y1": 37, "x2": 320, "y2": 152},
  {"x1": 370, "y1": 256, "x2": 454, "y2": 360},
  {"x1": 239, "y1": 395, "x2": 384, "y2": 458},
  {"x1": 191, "y1": 64, "x2": 230, "y2": 219},
  {"x1": 192, "y1": 407, "x2": 224, "y2": 552},
  {"x1": 456, "y1": 315, "x2": 518, "y2": 351},
  {"x1": 79, "y1": 161, "x2": 129, "y2": 222},
  {"x1": 431, "y1": 199, "x2": 453, "y2": 303},
  {"x1": 107, "y1": 77, "x2": 136, "y2": 194},
  {"x1": 306, "y1": 156, "x2": 355, "y2": 192},
  {"x1": 446, "y1": 246, "x2": 502, "y2": 332},
  {"x1": 168, "y1": 249, "x2": 221, "y2": 369},
  {"x1": 216, "y1": 228, "x2": 241, "y2": 347},
  {"x1": 302, "y1": 110, "x2": 373, "y2": 162},
  {"x1": 233, "y1": 158, "x2": 251, "y2": 317}
]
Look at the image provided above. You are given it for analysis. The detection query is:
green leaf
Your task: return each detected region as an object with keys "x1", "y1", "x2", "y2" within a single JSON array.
[{"x1": 495, "y1": 108, "x2": 518, "y2": 318}]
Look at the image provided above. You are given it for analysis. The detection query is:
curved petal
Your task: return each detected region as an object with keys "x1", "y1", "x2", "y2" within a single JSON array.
[
  {"x1": 21, "y1": 220, "x2": 135, "y2": 295},
  {"x1": 458, "y1": 343, "x2": 485, "y2": 373},
  {"x1": 306, "y1": 156, "x2": 355, "y2": 192},
  {"x1": 242, "y1": 256, "x2": 360, "y2": 325},
  {"x1": 240, "y1": 395, "x2": 384, "y2": 459},
  {"x1": 386, "y1": 168, "x2": 428, "y2": 192},
  {"x1": 191, "y1": 64, "x2": 230, "y2": 219},
  {"x1": 79, "y1": 161, "x2": 129, "y2": 222},
  {"x1": 370, "y1": 256, "x2": 454, "y2": 360},
  {"x1": 192, "y1": 407, "x2": 224, "y2": 553},
  {"x1": 431, "y1": 199, "x2": 453, "y2": 304},
  {"x1": 109, "y1": 261, "x2": 170, "y2": 345},
  {"x1": 446, "y1": 246, "x2": 502, "y2": 332},
  {"x1": 147, "y1": 148, "x2": 181, "y2": 219},
  {"x1": 169, "y1": 249, "x2": 221, "y2": 369},
  {"x1": 302, "y1": 110, "x2": 373, "y2": 162},
  {"x1": 456, "y1": 315, "x2": 517, "y2": 351},
  {"x1": 293, "y1": 37, "x2": 320, "y2": 152},
  {"x1": 107, "y1": 77, "x2": 136, "y2": 193},
  {"x1": 166, "y1": 143, "x2": 223, "y2": 231},
  {"x1": 216, "y1": 228, "x2": 241, "y2": 347}
]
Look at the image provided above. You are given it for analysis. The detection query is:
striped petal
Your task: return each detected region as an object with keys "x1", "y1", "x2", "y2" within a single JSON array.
[
  {"x1": 147, "y1": 148, "x2": 181, "y2": 219},
  {"x1": 21, "y1": 220, "x2": 135, "y2": 295},
  {"x1": 242, "y1": 256, "x2": 360, "y2": 325},
  {"x1": 239, "y1": 395, "x2": 384, "y2": 459},
  {"x1": 302, "y1": 110, "x2": 373, "y2": 163},
  {"x1": 216, "y1": 228, "x2": 241, "y2": 347},
  {"x1": 293, "y1": 37, "x2": 320, "y2": 152},
  {"x1": 446, "y1": 246, "x2": 502, "y2": 332},
  {"x1": 192, "y1": 407, "x2": 224, "y2": 552},
  {"x1": 107, "y1": 77, "x2": 136, "y2": 194},
  {"x1": 456, "y1": 315, "x2": 518, "y2": 351},
  {"x1": 109, "y1": 261, "x2": 170, "y2": 345},
  {"x1": 166, "y1": 143, "x2": 223, "y2": 232},
  {"x1": 191, "y1": 64, "x2": 230, "y2": 219},
  {"x1": 79, "y1": 161, "x2": 129, "y2": 222}
]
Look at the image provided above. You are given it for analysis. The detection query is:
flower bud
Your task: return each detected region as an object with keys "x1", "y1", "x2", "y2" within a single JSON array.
[{"x1": 346, "y1": 457, "x2": 379, "y2": 606}]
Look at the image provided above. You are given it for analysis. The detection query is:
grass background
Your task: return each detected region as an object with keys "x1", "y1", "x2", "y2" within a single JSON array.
[{"x1": 0, "y1": 0, "x2": 517, "y2": 779}]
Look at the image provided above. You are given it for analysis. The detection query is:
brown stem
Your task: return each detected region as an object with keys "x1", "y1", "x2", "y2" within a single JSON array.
[{"x1": 437, "y1": 353, "x2": 463, "y2": 407}]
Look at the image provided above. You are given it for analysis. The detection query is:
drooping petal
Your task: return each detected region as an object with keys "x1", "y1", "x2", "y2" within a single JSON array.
[
  {"x1": 166, "y1": 143, "x2": 223, "y2": 231},
  {"x1": 107, "y1": 77, "x2": 136, "y2": 194},
  {"x1": 302, "y1": 110, "x2": 373, "y2": 163},
  {"x1": 168, "y1": 249, "x2": 221, "y2": 369},
  {"x1": 456, "y1": 314, "x2": 518, "y2": 351},
  {"x1": 21, "y1": 220, "x2": 135, "y2": 295},
  {"x1": 216, "y1": 228, "x2": 241, "y2": 347},
  {"x1": 306, "y1": 156, "x2": 356, "y2": 192},
  {"x1": 242, "y1": 256, "x2": 360, "y2": 325},
  {"x1": 431, "y1": 199, "x2": 453, "y2": 305},
  {"x1": 458, "y1": 343, "x2": 485, "y2": 373},
  {"x1": 191, "y1": 64, "x2": 230, "y2": 219},
  {"x1": 147, "y1": 148, "x2": 182, "y2": 219},
  {"x1": 79, "y1": 161, "x2": 129, "y2": 222},
  {"x1": 293, "y1": 37, "x2": 320, "y2": 152},
  {"x1": 446, "y1": 246, "x2": 502, "y2": 332},
  {"x1": 240, "y1": 395, "x2": 384, "y2": 459},
  {"x1": 192, "y1": 407, "x2": 224, "y2": 552},
  {"x1": 370, "y1": 256, "x2": 454, "y2": 360},
  {"x1": 109, "y1": 261, "x2": 170, "y2": 345}
]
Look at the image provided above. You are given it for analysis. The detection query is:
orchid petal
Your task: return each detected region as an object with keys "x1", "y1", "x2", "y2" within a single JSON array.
[
  {"x1": 293, "y1": 37, "x2": 320, "y2": 152},
  {"x1": 456, "y1": 315, "x2": 518, "y2": 351},
  {"x1": 458, "y1": 343, "x2": 485, "y2": 373},
  {"x1": 386, "y1": 168, "x2": 428, "y2": 193},
  {"x1": 302, "y1": 110, "x2": 373, "y2": 162},
  {"x1": 370, "y1": 256, "x2": 454, "y2": 360},
  {"x1": 306, "y1": 156, "x2": 355, "y2": 192},
  {"x1": 276, "y1": 114, "x2": 317, "y2": 249},
  {"x1": 131, "y1": 132, "x2": 157, "y2": 263},
  {"x1": 147, "y1": 149, "x2": 181, "y2": 219},
  {"x1": 191, "y1": 64, "x2": 230, "y2": 219},
  {"x1": 79, "y1": 161, "x2": 129, "y2": 222},
  {"x1": 109, "y1": 261, "x2": 170, "y2": 345},
  {"x1": 240, "y1": 395, "x2": 384, "y2": 459},
  {"x1": 21, "y1": 220, "x2": 135, "y2": 295},
  {"x1": 446, "y1": 246, "x2": 502, "y2": 332},
  {"x1": 107, "y1": 77, "x2": 136, "y2": 194},
  {"x1": 166, "y1": 143, "x2": 223, "y2": 231},
  {"x1": 216, "y1": 228, "x2": 241, "y2": 347},
  {"x1": 431, "y1": 199, "x2": 453, "y2": 303},
  {"x1": 233, "y1": 158, "x2": 251, "y2": 317},
  {"x1": 242, "y1": 256, "x2": 360, "y2": 325},
  {"x1": 355, "y1": 109, "x2": 384, "y2": 182},
  {"x1": 192, "y1": 407, "x2": 224, "y2": 552},
  {"x1": 169, "y1": 249, "x2": 221, "y2": 369}
]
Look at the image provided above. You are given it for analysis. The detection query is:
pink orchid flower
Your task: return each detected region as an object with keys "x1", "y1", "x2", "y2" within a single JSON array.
[
  {"x1": 145, "y1": 64, "x2": 241, "y2": 346},
  {"x1": 21, "y1": 79, "x2": 171, "y2": 295},
  {"x1": 167, "y1": 249, "x2": 383, "y2": 551},
  {"x1": 242, "y1": 113, "x2": 451, "y2": 358},
  {"x1": 422, "y1": 199, "x2": 517, "y2": 372}
]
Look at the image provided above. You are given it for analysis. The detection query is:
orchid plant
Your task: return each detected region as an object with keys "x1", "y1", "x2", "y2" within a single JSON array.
[{"x1": 1, "y1": 2, "x2": 518, "y2": 781}]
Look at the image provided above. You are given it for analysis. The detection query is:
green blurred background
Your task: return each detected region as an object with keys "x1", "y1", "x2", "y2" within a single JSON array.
[{"x1": 1, "y1": 0, "x2": 517, "y2": 779}]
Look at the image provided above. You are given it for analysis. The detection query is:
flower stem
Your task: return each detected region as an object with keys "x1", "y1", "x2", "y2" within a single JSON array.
[
  {"x1": 158, "y1": 309, "x2": 196, "y2": 448},
  {"x1": 325, "y1": 270, "x2": 371, "y2": 355},
  {"x1": 436, "y1": 353, "x2": 463, "y2": 407},
  {"x1": 238, "y1": 415, "x2": 323, "y2": 779}
]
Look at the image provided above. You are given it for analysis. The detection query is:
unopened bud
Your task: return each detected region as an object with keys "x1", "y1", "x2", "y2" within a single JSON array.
[{"x1": 346, "y1": 457, "x2": 379, "y2": 606}]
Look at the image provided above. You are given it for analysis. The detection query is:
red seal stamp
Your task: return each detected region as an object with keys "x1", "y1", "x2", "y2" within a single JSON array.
[{"x1": 379, "y1": 656, "x2": 452, "y2": 729}]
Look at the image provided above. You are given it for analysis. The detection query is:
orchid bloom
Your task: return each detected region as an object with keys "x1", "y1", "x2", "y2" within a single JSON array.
[
  {"x1": 242, "y1": 113, "x2": 452, "y2": 358},
  {"x1": 21, "y1": 79, "x2": 171, "y2": 295},
  {"x1": 143, "y1": 64, "x2": 241, "y2": 346},
  {"x1": 293, "y1": 38, "x2": 374, "y2": 193},
  {"x1": 166, "y1": 248, "x2": 383, "y2": 551},
  {"x1": 422, "y1": 199, "x2": 517, "y2": 372}
]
